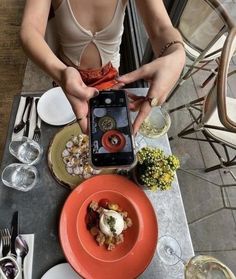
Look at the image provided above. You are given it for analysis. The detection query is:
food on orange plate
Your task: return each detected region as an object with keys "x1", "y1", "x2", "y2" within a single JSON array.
[
  {"x1": 86, "y1": 199, "x2": 133, "y2": 250},
  {"x1": 61, "y1": 135, "x2": 101, "y2": 179}
]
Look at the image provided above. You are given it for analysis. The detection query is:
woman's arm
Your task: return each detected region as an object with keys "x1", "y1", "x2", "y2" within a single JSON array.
[
  {"x1": 134, "y1": 0, "x2": 184, "y2": 58},
  {"x1": 20, "y1": 0, "x2": 67, "y2": 83},
  {"x1": 117, "y1": 0, "x2": 186, "y2": 134},
  {"x1": 20, "y1": 0, "x2": 98, "y2": 133}
]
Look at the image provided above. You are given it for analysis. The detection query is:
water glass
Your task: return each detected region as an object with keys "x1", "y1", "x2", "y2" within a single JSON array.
[
  {"x1": 1, "y1": 163, "x2": 38, "y2": 192},
  {"x1": 9, "y1": 136, "x2": 43, "y2": 165}
]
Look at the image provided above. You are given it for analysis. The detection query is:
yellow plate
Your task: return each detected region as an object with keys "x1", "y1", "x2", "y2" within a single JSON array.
[{"x1": 48, "y1": 122, "x2": 112, "y2": 190}]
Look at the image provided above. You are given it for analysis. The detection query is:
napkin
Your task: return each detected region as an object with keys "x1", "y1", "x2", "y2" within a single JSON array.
[
  {"x1": 12, "y1": 97, "x2": 41, "y2": 141},
  {"x1": 19, "y1": 234, "x2": 34, "y2": 279}
]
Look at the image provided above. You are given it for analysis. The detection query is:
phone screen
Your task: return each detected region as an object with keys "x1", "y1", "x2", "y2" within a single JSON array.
[{"x1": 89, "y1": 90, "x2": 135, "y2": 168}]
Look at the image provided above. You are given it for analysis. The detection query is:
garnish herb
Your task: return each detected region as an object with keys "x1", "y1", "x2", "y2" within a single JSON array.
[{"x1": 107, "y1": 216, "x2": 116, "y2": 235}]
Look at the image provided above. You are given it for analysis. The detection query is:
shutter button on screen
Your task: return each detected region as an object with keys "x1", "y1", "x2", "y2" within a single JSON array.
[{"x1": 105, "y1": 98, "x2": 112, "y2": 104}]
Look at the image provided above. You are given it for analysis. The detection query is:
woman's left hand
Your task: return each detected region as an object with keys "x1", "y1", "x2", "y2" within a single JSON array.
[{"x1": 117, "y1": 50, "x2": 185, "y2": 134}]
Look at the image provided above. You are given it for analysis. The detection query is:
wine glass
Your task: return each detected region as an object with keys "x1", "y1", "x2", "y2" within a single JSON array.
[
  {"x1": 139, "y1": 106, "x2": 171, "y2": 139},
  {"x1": 185, "y1": 255, "x2": 236, "y2": 278},
  {"x1": 157, "y1": 235, "x2": 184, "y2": 266},
  {"x1": 157, "y1": 235, "x2": 236, "y2": 278}
]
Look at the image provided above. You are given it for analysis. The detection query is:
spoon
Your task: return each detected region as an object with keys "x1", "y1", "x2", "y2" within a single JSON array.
[
  {"x1": 15, "y1": 235, "x2": 29, "y2": 279},
  {"x1": 13, "y1": 96, "x2": 32, "y2": 134}
]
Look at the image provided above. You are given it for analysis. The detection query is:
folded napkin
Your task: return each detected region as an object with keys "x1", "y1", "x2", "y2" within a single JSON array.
[
  {"x1": 21, "y1": 234, "x2": 34, "y2": 279},
  {"x1": 12, "y1": 97, "x2": 41, "y2": 141}
]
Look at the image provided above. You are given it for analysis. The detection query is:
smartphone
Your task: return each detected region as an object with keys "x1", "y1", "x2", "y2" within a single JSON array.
[{"x1": 88, "y1": 89, "x2": 136, "y2": 169}]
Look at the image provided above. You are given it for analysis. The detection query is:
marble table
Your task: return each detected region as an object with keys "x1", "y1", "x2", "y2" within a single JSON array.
[{"x1": 0, "y1": 88, "x2": 194, "y2": 279}]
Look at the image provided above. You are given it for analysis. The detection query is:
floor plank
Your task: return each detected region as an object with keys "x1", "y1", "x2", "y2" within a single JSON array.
[{"x1": 0, "y1": 0, "x2": 27, "y2": 161}]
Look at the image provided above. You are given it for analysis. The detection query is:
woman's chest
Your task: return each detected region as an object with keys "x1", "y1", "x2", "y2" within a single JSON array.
[{"x1": 52, "y1": 0, "x2": 127, "y2": 33}]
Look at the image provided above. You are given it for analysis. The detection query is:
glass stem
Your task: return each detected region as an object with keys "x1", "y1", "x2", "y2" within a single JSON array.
[{"x1": 165, "y1": 246, "x2": 186, "y2": 265}]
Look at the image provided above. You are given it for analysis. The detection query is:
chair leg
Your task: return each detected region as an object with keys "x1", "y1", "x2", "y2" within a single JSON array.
[
  {"x1": 177, "y1": 127, "x2": 197, "y2": 138},
  {"x1": 205, "y1": 164, "x2": 223, "y2": 172},
  {"x1": 224, "y1": 170, "x2": 236, "y2": 182},
  {"x1": 168, "y1": 97, "x2": 205, "y2": 114},
  {"x1": 201, "y1": 66, "x2": 218, "y2": 88}
]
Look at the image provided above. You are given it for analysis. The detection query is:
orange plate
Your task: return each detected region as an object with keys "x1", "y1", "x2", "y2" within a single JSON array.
[{"x1": 59, "y1": 174, "x2": 158, "y2": 279}]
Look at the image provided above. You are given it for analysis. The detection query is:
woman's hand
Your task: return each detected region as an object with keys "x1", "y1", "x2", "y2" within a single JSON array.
[
  {"x1": 60, "y1": 67, "x2": 98, "y2": 134},
  {"x1": 117, "y1": 48, "x2": 185, "y2": 134}
]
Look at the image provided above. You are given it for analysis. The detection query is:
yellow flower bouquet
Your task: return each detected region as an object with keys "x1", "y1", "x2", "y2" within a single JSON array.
[{"x1": 134, "y1": 147, "x2": 180, "y2": 191}]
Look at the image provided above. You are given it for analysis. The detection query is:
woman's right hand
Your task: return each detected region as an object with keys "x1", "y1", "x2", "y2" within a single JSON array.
[{"x1": 60, "y1": 67, "x2": 98, "y2": 134}]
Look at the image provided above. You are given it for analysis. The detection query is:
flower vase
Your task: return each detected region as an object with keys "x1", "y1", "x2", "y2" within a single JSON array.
[{"x1": 131, "y1": 165, "x2": 145, "y2": 188}]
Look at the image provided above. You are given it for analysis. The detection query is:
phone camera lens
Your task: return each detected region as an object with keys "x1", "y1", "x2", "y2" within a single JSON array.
[{"x1": 105, "y1": 98, "x2": 112, "y2": 104}]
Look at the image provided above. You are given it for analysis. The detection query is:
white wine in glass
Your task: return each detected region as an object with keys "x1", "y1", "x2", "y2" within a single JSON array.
[
  {"x1": 157, "y1": 236, "x2": 236, "y2": 278},
  {"x1": 185, "y1": 255, "x2": 236, "y2": 279}
]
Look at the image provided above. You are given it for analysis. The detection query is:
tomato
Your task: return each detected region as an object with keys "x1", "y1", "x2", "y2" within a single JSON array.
[{"x1": 98, "y1": 199, "x2": 110, "y2": 209}]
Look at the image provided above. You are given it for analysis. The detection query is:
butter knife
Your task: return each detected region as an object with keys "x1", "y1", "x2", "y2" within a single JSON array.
[
  {"x1": 10, "y1": 211, "x2": 19, "y2": 256},
  {"x1": 23, "y1": 97, "x2": 33, "y2": 137}
]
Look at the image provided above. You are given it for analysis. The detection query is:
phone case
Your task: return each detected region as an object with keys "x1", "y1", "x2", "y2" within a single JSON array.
[{"x1": 88, "y1": 89, "x2": 136, "y2": 169}]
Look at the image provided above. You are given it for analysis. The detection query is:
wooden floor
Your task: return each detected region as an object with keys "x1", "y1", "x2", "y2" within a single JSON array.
[{"x1": 0, "y1": 0, "x2": 27, "y2": 161}]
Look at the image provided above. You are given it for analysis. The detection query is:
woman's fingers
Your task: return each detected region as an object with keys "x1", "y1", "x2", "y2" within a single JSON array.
[
  {"x1": 82, "y1": 87, "x2": 99, "y2": 100},
  {"x1": 127, "y1": 91, "x2": 146, "y2": 111},
  {"x1": 65, "y1": 94, "x2": 89, "y2": 133},
  {"x1": 77, "y1": 116, "x2": 88, "y2": 134},
  {"x1": 111, "y1": 82, "x2": 125, "y2": 89},
  {"x1": 129, "y1": 98, "x2": 146, "y2": 111},
  {"x1": 127, "y1": 91, "x2": 145, "y2": 101},
  {"x1": 133, "y1": 101, "x2": 152, "y2": 135},
  {"x1": 116, "y1": 67, "x2": 147, "y2": 84}
]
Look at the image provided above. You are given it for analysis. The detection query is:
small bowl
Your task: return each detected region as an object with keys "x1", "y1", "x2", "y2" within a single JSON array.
[
  {"x1": 0, "y1": 256, "x2": 20, "y2": 279},
  {"x1": 139, "y1": 106, "x2": 171, "y2": 138}
]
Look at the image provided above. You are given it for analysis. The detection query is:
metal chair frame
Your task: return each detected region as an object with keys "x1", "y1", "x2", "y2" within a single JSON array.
[
  {"x1": 166, "y1": 0, "x2": 235, "y2": 102},
  {"x1": 169, "y1": 96, "x2": 236, "y2": 173},
  {"x1": 169, "y1": 27, "x2": 236, "y2": 178}
]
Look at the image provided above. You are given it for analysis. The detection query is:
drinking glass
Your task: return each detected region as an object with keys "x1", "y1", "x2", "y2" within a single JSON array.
[
  {"x1": 139, "y1": 106, "x2": 171, "y2": 138},
  {"x1": 9, "y1": 136, "x2": 43, "y2": 165},
  {"x1": 1, "y1": 163, "x2": 38, "y2": 192},
  {"x1": 157, "y1": 235, "x2": 236, "y2": 278}
]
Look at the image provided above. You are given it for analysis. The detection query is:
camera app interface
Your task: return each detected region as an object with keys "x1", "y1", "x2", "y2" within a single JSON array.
[{"x1": 91, "y1": 95, "x2": 133, "y2": 156}]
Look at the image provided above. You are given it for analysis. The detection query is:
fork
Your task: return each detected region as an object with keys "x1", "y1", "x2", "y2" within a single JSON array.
[
  {"x1": 0, "y1": 228, "x2": 11, "y2": 257},
  {"x1": 33, "y1": 98, "x2": 41, "y2": 142}
]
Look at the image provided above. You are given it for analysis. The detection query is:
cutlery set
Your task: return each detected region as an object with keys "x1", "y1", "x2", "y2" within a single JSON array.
[
  {"x1": 13, "y1": 97, "x2": 41, "y2": 142},
  {"x1": 0, "y1": 212, "x2": 29, "y2": 279},
  {"x1": 13, "y1": 97, "x2": 31, "y2": 134},
  {"x1": 32, "y1": 99, "x2": 41, "y2": 142}
]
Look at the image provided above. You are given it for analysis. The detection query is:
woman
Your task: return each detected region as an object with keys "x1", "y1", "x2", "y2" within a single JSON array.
[{"x1": 20, "y1": 0, "x2": 185, "y2": 134}]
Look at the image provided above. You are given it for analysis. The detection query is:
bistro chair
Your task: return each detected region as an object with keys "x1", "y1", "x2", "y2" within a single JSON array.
[
  {"x1": 166, "y1": 0, "x2": 235, "y2": 102},
  {"x1": 169, "y1": 26, "x2": 236, "y2": 180}
]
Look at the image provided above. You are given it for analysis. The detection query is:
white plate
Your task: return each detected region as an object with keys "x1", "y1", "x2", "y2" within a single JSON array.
[
  {"x1": 41, "y1": 263, "x2": 81, "y2": 279},
  {"x1": 38, "y1": 87, "x2": 76, "y2": 125}
]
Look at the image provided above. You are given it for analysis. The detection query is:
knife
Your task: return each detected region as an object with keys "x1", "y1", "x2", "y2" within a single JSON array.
[
  {"x1": 23, "y1": 97, "x2": 33, "y2": 137},
  {"x1": 10, "y1": 211, "x2": 19, "y2": 256}
]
